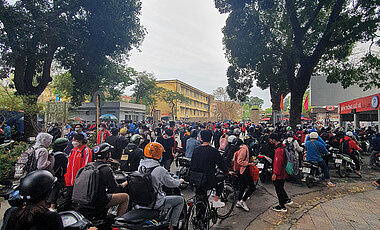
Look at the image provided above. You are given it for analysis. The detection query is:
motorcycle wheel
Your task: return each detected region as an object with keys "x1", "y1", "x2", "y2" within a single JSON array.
[
  {"x1": 259, "y1": 172, "x2": 270, "y2": 183},
  {"x1": 306, "y1": 176, "x2": 314, "y2": 188},
  {"x1": 337, "y1": 162, "x2": 347, "y2": 178},
  {"x1": 178, "y1": 203, "x2": 187, "y2": 230}
]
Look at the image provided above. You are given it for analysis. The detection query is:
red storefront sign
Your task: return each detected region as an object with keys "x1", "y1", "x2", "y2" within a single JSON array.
[{"x1": 339, "y1": 93, "x2": 380, "y2": 114}]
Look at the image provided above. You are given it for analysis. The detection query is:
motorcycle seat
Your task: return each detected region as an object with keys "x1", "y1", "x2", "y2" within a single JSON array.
[
  {"x1": 303, "y1": 161, "x2": 319, "y2": 167},
  {"x1": 116, "y1": 209, "x2": 160, "y2": 224}
]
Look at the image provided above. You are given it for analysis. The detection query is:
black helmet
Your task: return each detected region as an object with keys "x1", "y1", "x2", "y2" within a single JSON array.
[
  {"x1": 286, "y1": 131, "x2": 294, "y2": 138},
  {"x1": 130, "y1": 134, "x2": 142, "y2": 145},
  {"x1": 54, "y1": 137, "x2": 68, "y2": 148},
  {"x1": 19, "y1": 170, "x2": 56, "y2": 202},
  {"x1": 93, "y1": 142, "x2": 113, "y2": 160},
  {"x1": 190, "y1": 129, "x2": 198, "y2": 138}
]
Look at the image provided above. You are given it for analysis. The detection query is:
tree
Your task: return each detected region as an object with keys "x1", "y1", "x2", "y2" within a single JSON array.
[
  {"x1": 131, "y1": 72, "x2": 160, "y2": 115},
  {"x1": 212, "y1": 87, "x2": 230, "y2": 101},
  {"x1": 246, "y1": 96, "x2": 264, "y2": 109},
  {"x1": 212, "y1": 87, "x2": 242, "y2": 121},
  {"x1": 215, "y1": 0, "x2": 379, "y2": 127},
  {"x1": 159, "y1": 89, "x2": 187, "y2": 121},
  {"x1": 0, "y1": 0, "x2": 145, "y2": 136}
]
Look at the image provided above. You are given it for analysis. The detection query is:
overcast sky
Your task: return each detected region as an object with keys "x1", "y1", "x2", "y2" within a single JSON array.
[{"x1": 126, "y1": 0, "x2": 272, "y2": 108}]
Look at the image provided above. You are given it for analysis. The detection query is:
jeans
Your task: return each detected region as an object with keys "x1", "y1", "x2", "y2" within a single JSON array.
[
  {"x1": 237, "y1": 168, "x2": 256, "y2": 201},
  {"x1": 369, "y1": 150, "x2": 380, "y2": 166},
  {"x1": 318, "y1": 161, "x2": 330, "y2": 180},
  {"x1": 273, "y1": 179, "x2": 289, "y2": 208},
  {"x1": 161, "y1": 196, "x2": 184, "y2": 227}
]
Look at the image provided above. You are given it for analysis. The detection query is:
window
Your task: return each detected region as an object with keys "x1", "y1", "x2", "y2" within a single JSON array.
[
  {"x1": 181, "y1": 88, "x2": 184, "y2": 94},
  {"x1": 194, "y1": 110, "x2": 196, "y2": 115}
]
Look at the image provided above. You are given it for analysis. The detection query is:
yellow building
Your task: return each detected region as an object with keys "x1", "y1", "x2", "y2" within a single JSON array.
[{"x1": 155, "y1": 80, "x2": 213, "y2": 120}]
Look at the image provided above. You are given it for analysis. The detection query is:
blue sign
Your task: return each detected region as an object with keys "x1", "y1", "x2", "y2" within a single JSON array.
[{"x1": 371, "y1": 96, "x2": 379, "y2": 109}]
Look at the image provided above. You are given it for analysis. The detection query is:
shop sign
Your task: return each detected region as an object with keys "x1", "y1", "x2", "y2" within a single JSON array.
[{"x1": 339, "y1": 93, "x2": 380, "y2": 114}]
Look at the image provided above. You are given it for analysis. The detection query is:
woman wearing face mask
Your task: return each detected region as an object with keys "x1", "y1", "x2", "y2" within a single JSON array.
[
  {"x1": 97, "y1": 123, "x2": 111, "y2": 145},
  {"x1": 64, "y1": 133, "x2": 93, "y2": 209}
]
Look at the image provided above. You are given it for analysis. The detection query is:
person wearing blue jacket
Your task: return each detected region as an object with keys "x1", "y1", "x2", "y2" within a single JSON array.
[
  {"x1": 368, "y1": 132, "x2": 380, "y2": 168},
  {"x1": 305, "y1": 132, "x2": 335, "y2": 187}
]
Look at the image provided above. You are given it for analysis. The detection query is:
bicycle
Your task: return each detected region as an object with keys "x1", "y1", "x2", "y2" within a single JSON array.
[{"x1": 186, "y1": 176, "x2": 237, "y2": 229}]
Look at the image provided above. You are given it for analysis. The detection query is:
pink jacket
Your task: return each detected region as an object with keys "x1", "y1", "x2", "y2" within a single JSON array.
[{"x1": 235, "y1": 145, "x2": 250, "y2": 174}]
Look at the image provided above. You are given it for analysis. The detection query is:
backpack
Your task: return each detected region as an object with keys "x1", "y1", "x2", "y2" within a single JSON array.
[
  {"x1": 52, "y1": 151, "x2": 68, "y2": 178},
  {"x1": 219, "y1": 137, "x2": 227, "y2": 151},
  {"x1": 120, "y1": 147, "x2": 143, "y2": 172},
  {"x1": 72, "y1": 162, "x2": 108, "y2": 205},
  {"x1": 339, "y1": 139, "x2": 350, "y2": 155},
  {"x1": 14, "y1": 147, "x2": 38, "y2": 179},
  {"x1": 284, "y1": 141, "x2": 299, "y2": 176},
  {"x1": 127, "y1": 166, "x2": 158, "y2": 207}
]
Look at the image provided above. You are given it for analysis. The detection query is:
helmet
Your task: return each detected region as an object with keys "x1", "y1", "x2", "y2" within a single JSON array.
[
  {"x1": 120, "y1": 128, "x2": 127, "y2": 135},
  {"x1": 190, "y1": 129, "x2": 198, "y2": 138},
  {"x1": 286, "y1": 126, "x2": 292, "y2": 131},
  {"x1": 130, "y1": 134, "x2": 142, "y2": 145},
  {"x1": 93, "y1": 142, "x2": 113, "y2": 159},
  {"x1": 286, "y1": 131, "x2": 294, "y2": 138},
  {"x1": 54, "y1": 138, "x2": 68, "y2": 148},
  {"x1": 144, "y1": 142, "x2": 164, "y2": 160},
  {"x1": 233, "y1": 128, "x2": 241, "y2": 135},
  {"x1": 19, "y1": 170, "x2": 56, "y2": 201},
  {"x1": 227, "y1": 135, "x2": 238, "y2": 146},
  {"x1": 268, "y1": 127, "x2": 274, "y2": 132},
  {"x1": 310, "y1": 132, "x2": 318, "y2": 139},
  {"x1": 346, "y1": 131, "x2": 353, "y2": 137}
]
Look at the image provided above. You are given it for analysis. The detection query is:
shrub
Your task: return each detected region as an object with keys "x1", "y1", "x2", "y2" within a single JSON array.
[{"x1": 0, "y1": 142, "x2": 29, "y2": 179}]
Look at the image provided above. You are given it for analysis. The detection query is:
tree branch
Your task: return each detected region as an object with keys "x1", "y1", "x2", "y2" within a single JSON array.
[
  {"x1": 301, "y1": 0, "x2": 325, "y2": 34},
  {"x1": 285, "y1": 0, "x2": 305, "y2": 60}
]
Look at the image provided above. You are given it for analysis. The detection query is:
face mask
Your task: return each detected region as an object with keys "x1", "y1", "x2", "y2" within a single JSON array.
[
  {"x1": 99, "y1": 127, "x2": 104, "y2": 131},
  {"x1": 72, "y1": 141, "x2": 80, "y2": 147},
  {"x1": 75, "y1": 128, "x2": 80, "y2": 132}
]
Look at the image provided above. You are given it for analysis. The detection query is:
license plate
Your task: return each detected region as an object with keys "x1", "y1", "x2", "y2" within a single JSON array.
[
  {"x1": 335, "y1": 159, "x2": 342, "y2": 164},
  {"x1": 121, "y1": 155, "x2": 129, "y2": 161},
  {"x1": 302, "y1": 167, "x2": 311, "y2": 173},
  {"x1": 332, "y1": 153, "x2": 336, "y2": 157},
  {"x1": 257, "y1": 163, "x2": 264, "y2": 169}
]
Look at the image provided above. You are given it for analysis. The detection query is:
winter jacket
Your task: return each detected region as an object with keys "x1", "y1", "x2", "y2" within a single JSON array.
[
  {"x1": 370, "y1": 133, "x2": 380, "y2": 151},
  {"x1": 340, "y1": 136, "x2": 360, "y2": 153},
  {"x1": 33, "y1": 133, "x2": 54, "y2": 172},
  {"x1": 138, "y1": 158, "x2": 181, "y2": 209},
  {"x1": 185, "y1": 137, "x2": 201, "y2": 158},
  {"x1": 305, "y1": 139, "x2": 328, "y2": 163},
  {"x1": 97, "y1": 129, "x2": 111, "y2": 145},
  {"x1": 235, "y1": 144, "x2": 250, "y2": 174},
  {"x1": 283, "y1": 137, "x2": 303, "y2": 153},
  {"x1": 273, "y1": 144, "x2": 287, "y2": 180},
  {"x1": 65, "y1": 145, "x2": 92, "y2": 187}
]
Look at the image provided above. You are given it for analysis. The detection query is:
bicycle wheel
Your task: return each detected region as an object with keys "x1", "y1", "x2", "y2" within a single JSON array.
[
  {"x1": 187, "y1": 200, "x2": 210, "y2": 230},
  {"x1": 216, "y1": 182, "x2": 237, "y2": 219}
]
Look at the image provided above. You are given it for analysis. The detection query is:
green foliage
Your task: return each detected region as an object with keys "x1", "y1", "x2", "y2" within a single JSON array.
[
  {"x1": 131, "y1": 72, "x2": 160, "y2": 114},
  {"x1": 0, "y1": 142, "x2": 29, "y2": 179},
  {"x1": 245, "y1": 96, "x2": 264, "y2": 109},
  {"x1": 52, "y1": 72, "x2": 74, "y2": 101},
  {"x1": 159, "y1": 88, "x2": 188, "y2": 120}
]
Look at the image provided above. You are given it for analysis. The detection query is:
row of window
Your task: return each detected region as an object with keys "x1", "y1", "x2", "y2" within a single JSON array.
[
  {"x1": 180, "y1": 107, "x2": 207, "y2": 117},
  {"x1": 180, "y1": 87, "x2": 208, "y2": 102},
  {"x1": 183, "y1": 99, "x2": 209, "y2": 109}
]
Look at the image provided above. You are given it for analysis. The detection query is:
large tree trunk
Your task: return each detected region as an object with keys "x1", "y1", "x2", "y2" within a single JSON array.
[
  {"x1": 270, "y1": 84, "x2": 288, "y2": 123},
  {"x1": 289, "y1": 88, "x2": 305, "y2": 128},
  {"x1": 22, "y1": 96, "x2": 39, "y2": 138}
]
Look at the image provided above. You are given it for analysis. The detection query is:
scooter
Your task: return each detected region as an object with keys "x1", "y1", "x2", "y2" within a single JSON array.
[
  {"x1": 335, "y1": 151, "x2": 362, "y2": 178},
  {"x1": 256, "y1": 154, "x2": 273, "y2": 183},
  {"x1": 175, "y1": 156, "x2": 191, "y2": 189},
  {"x1": 302, "y1": 161, "x2": 324, "y2": 188}
]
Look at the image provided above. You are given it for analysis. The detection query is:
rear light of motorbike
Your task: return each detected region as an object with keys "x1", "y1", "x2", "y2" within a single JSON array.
[
  {"x1": 188, "y1": 202, "x2": 193, "y2": 207},
  {"x1": 113, "y1": 228, "x2": 120, "y2": 230}
]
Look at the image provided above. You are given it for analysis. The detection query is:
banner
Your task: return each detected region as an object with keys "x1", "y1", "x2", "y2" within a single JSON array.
[
  {"x1": 280, "y1": 94, "x2": 284, "y2": 111},
  {"x1": 304, "y1": 94, "x2": 309, "y2": 111}
]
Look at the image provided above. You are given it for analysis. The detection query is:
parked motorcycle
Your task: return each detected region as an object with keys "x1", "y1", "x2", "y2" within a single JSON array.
[
  {"x1": 256, "y1": 154, "x2": 273, "y2": 183},
  {"x1": 175, "y1": 156, "x2": 191, "y2": 189},
  {"x1": 335, "y1": 151, "x2": 362, "y2": 178}
]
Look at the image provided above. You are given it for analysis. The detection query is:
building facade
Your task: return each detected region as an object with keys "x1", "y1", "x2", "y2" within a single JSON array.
[
  {"x1": 155, "y1": 80, "x2": 213, "y2": 120},
  {"x1": 73, "y1": 101, "x2": 146, "y2": 122}
]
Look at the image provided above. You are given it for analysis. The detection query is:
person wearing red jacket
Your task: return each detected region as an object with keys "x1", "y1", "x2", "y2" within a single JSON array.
[
  {"x1": 269, "y1": 134, "x2": 292, "y2": 212},
  {"x1": 97, "y1": 123, "x2": 111, "y2": 145},
  {"x1": 64, "y1": 133, "x2": 93, "y2": 209},
  {"x1": 340, "y1": 132, "x2": 361, "y2": 176}
]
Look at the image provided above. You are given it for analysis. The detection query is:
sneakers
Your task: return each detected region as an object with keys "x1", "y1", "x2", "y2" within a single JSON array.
[
  {"x1": 285, "y1": 199, "x2": 293, "y2": 205},
  {"x1": 326, "y1": 182, "x2": 336, "y2": 187},
  {"x1": 212, "y1": 199, "x2": 225, "y2": 208},
  {"x1": 236, "y1": 200, "x2": 250, "y2": 212},
  {"x1": 272, "y1": 205, "x2": 287, "y2": 213}
]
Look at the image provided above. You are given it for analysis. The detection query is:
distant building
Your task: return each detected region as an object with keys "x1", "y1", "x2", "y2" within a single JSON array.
[
  {"x1": 73, "y1": 101, "x2": 146, "y2": 122},
  {"x1": 155, "y1": 80, "x2": 214, "y2": 120}
]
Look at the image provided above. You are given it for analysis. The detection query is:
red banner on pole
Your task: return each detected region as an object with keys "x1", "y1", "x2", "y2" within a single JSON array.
[
  {"x1": 304, "y1": 94, "x2": 309, "y2": 111},
  {"x1": 280, "y1": 94, "x2": 284, "y2": 111}
]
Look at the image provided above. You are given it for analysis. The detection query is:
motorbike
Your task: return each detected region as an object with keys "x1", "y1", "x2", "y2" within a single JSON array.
[
  {"x1": 302, "y1": 161, "x2": 324, "y2": 188},
  {"x1": 175, "y1": 156, "x2": 191, "y2": 190},
  {"x1": 335, "y1": 151, "x2": 362, "y2": 178},
  {"x1": 256, "y1": 154, "x2": 273, "y2": 183},
  {"x1": 375, "y1": 152, "x2": 380, "y2": 167}
]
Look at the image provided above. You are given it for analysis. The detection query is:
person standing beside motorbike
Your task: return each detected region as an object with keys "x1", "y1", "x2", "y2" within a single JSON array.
[
  {"x1": 138, "y1": 142, "x2": 184, "y2": 230},
  {"x1": 185, "y1": 129, "x2": 201, "y2": 159},
  {"x1": 340, "y1": 132, "x2": 361, "y2": 176},
  {"x1": 368, "y1": 132, "x2": 380, "y2": 169},
  {"x1": 305, "y1": 132, "x2": 335, "y2": 187},
  {"x1": 157, "y1": 129, "x2": 175, "y2": 171}
]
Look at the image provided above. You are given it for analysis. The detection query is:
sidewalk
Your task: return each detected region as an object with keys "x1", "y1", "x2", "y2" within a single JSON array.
[
  {"x1": 246, "y1": 181, "x2": 377, "y2": 230},
  {"x1": 294, "y1": 190, "x2": 379, "y2": 230}
]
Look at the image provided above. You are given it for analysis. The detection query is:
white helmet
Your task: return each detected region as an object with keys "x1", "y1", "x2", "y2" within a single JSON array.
[
  {"x1": 227, "y1": 135, "x2": 238, "y2": 145},
  {"x1": 310, "y1": 132, "x2": 318, "y2": 139},
  {"x1": 346, "y1": 131, "x2": 353, "y2": 137}
]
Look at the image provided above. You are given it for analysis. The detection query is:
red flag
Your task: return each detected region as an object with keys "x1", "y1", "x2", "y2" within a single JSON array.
[
  {"x1": 140, "y1": 99, "x2": 142, "y2": 104},
  {"x1": 304, "y1": 94, "x2": 309, "y2": 111},
  {"x1": 280, "y1": 94, "x2": 284, "y2": 111}
]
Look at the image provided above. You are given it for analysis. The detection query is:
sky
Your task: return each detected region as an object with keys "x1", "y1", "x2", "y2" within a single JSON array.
[{"x1": 126, "y1": 0, "x2": 272, "y2": 108}]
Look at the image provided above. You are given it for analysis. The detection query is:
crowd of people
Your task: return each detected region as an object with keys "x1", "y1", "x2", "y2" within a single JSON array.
[{"x1": 2, "y1": 119, "x2": 380, "y2": 229}]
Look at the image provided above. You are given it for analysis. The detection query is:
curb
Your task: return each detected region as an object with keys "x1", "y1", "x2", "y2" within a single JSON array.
[{"x1": 245, "y1": 181, "x2": 375, "y2": 230}]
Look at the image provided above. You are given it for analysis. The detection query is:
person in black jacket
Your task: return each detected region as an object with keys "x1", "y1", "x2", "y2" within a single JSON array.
[
  {"x1": 120, "y1": 134, "x2": 144, "y2": 172},
  {"x1": 190, "y1": 130, "x2": 229, "y2": 208},
  {"x1": 91, "y1": 143, "x2": 129, "y2": 217},
  {"x1": 105, "y1": 128, "x2": 123, "y2": 161},
  {"x1": 213, "y1": 125, "x2": 223, "y2": 150}
]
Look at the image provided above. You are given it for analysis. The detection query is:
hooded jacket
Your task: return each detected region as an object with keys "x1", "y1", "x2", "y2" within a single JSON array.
[
  {"x1": 65, "y1": 144, "x2": 92, "y2": 187},
  {"x1": 138, "y1": 158, "x2": 181, "y2": 209},
  {"x1": 340, "y1": 136, "x2": 360, "y2": 153},
  {"x1": 33, "y1": 133, "x2": 54, "y2": 172},
  {"x1": 273, "y1": 144, "x2": 287, "y2": 180}
]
